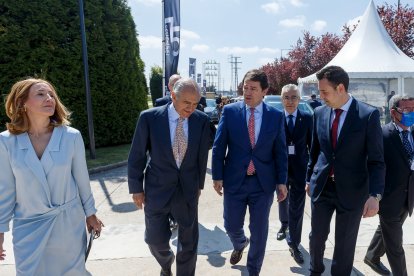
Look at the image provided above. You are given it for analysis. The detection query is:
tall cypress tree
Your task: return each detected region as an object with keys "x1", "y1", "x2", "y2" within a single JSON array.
[
  {"x1": 150, "y1": 66, "x2": 163, "y2": 105},
  {"x1": 0, "y1": 0, "x2": 148, "y2": 146}
]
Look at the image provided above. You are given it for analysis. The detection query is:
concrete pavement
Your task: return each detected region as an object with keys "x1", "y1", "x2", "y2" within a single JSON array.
[{"x1": 1, "y1": 151, "x2": 414, "y2": 275}]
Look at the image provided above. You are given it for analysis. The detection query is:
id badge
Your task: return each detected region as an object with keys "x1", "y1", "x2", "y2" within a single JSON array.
[{"x1": 288, "y1": 144, "x2": 295, "y2": 155}]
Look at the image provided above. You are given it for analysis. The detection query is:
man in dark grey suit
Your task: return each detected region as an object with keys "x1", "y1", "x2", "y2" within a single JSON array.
[
  {"x1": 128, "y1": 78, "x2": 211, "y2": 276},
  {"x1": 276, "y1": 84, "x2": 312, "y2": 264},
  {"x1": 306, "y1": 66, "x2": 385, "y2": 275},
  {"x1": 364, "y1": 95, "x2": 414, "y2": 276}
]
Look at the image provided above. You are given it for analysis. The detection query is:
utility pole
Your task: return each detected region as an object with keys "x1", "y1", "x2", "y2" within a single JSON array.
[{"x1": 228, "y1": 55, "x2": 241, "y2": 94}]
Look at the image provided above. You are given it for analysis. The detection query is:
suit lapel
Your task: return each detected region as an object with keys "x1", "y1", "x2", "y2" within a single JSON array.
[
  {"x1": 157, "y1": 104, "x2": 177, "y2": 167},
  {"x1": 322, "y1": 106, "x2": 333, "y2": 151},
  {"x1": 293, "y1": 110, "x2": 303, "y2": 139},
  {"x1": 18, "y1": 133, "x2": 52, "y2": 204},
  {"x1": 389, "y1": 124, "x2": 411, "y2": 168},
  {"x1": 41, "y1": 127, "x2": 62, "y2": 176},
  {"x1": 240, "y1": 103, "x2": 251, "y2": 148},
  {"x1": 256, "y1": 103, "x2": 270, "y2": 147},
  {"x1": 336, "y1": 99, "x2": 357, "y2": 150},
  {"x1": 182, "y1": 113, "x2": 197, "y2": 165}
]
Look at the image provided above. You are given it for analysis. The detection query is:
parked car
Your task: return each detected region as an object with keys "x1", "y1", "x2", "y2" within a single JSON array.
[
  {"x1": 263, "y1": 95, "x2": 314, "y2": 115},
  {"x1": 205, "y1": 98, "x2": 219, "y2": 123}
]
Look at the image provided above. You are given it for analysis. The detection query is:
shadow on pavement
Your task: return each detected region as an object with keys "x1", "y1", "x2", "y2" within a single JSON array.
[
  {"x1": 98, "y1": 178, "x2": 137, "y2": 213},
  {"x1": 231, "y1": 264, "x2": 249, "y2": 275}
]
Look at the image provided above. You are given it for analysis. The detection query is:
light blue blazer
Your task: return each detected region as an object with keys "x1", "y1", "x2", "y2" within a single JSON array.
[{"x1": 0, "y1": 126, "x2": 96, "y2": 276}]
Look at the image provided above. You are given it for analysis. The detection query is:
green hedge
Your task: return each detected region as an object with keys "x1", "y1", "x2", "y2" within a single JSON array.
[{"x1": 0, "y1": 0, "x2": 148, "y2": 146}]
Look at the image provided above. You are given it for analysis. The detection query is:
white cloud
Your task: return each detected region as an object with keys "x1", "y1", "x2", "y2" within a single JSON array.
[
  {"x1": 181, "y1": 29, "x2": 200, "y2": 40},
  {"x1": 139, "y1": 35, "x2": 162, "y2": 49},
  {"x1": 261, "y1": 2, "x2": 282, "y2": 14},
  {"x1": 311, "y1": 20, "x2": 327, "y2": 32},
  {"x1": 217, "y1": 46, "x2": 278, "y2": 55},
  {"x1": 290, "y1": 0, "x2": 305, "y2": 7},
  {"x1": 192, "y1": 44, "x2": 210, "y2": 53},
  {"x1": 130, "y1": 0, "x2": 160, "y2": 6},
  {"x1": 217, "y1": 46, "x2": 259, "y2": 54},
  {"x1": 257, "y1": 57, "x2": 276, "y2": 66},
  {"x1": 279, "y1": 15, "x2": 306, "y2": 28},
  {"x1": 261, "y1": 48, "x2": 278, "y2": 54}
]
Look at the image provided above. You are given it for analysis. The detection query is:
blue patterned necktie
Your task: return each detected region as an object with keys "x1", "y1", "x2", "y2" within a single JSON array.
[
  {"x1": 287, "y1": 114, "x2": 294, "y2": 134},
  {"x1": 402, "y1": 130, "x2": 413, "y2": 160}
]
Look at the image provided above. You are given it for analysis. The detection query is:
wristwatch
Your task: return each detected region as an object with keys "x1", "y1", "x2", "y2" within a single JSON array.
[{"x1": 370, "y1": 193, "x2": 382, "y2": 202}]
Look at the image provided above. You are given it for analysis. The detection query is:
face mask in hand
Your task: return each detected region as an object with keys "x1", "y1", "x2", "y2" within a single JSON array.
[{"x1": 400, "y1": 112, "x2": 414, "y2": 127}]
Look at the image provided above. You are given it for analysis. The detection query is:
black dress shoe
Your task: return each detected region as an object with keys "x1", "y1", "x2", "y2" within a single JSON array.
[
  {"x1": 364, "y1": 257, "x2": 390, "y2": 275},
  {"x1": 289, "y1": 246, "x2": 304, "y2": 264},
  {"x1": 230, "y1": 237, "x2": 250, "y2": 265},
  {"x1": 160, "y1": 267, "x2": 172, "y2": 276},
  {"x1": 276, "y1": 227, "x2": 287, "y2": 241}
]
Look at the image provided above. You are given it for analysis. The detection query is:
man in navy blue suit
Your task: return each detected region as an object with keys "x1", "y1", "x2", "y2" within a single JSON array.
[
  {"x1": 364, "y1": 95, "x2": 414, "y2": 276},
  {"x1": 212, "y1": 69, "x2": 288, "y2": 276},
  {"x1": 306, "y1": 66, "x2": 385, "y2": 275},
  {"x1": 128, "y1": 78, "x2": 211, "y2": 276},
  {"x1": 276, "y1": 84, "x2": 312, "y2": 264}
]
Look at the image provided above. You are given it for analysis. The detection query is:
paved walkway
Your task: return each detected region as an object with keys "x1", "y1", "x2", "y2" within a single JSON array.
[{"x1": 1, "y1": 151, "x2": 414, "y2": 275}]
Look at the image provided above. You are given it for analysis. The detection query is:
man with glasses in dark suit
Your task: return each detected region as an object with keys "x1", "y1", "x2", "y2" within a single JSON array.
[{"x1": 276, "y1": 84, "x2": 313, "y2": 264}]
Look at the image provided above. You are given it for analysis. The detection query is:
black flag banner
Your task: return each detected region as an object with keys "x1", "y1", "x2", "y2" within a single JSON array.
[
  {"x1": 189, "y1": 58, "x2": 196, "y2": 79},
  {"x1": 164, "y1": 0, "x2": 180, "y2": 94}
]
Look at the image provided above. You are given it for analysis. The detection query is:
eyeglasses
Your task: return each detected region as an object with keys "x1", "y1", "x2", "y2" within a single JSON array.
[
  {"x1": 282, "y1": 96, "x2": 299, "y2": 101},
  {"x1": 395, "y1": 107, "x2": 414, "y2": 113}
]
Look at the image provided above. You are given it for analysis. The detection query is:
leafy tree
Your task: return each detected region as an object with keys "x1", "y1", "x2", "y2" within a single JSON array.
[
  {"x1": 0, "y1": 0, "x2": 148, "y2": 146},
  {"x1": 378, "y1": 3, "x2": 414, "y2": 57},
  {"x1": 261, "y1": 3, "x2": 414, "y2": 93},
  {"x1": 150, "y1": 65, "x2": 163, "y2": 105}
]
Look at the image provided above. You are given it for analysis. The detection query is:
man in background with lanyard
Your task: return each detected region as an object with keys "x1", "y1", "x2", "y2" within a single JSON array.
[
  {"x1": 364, "y1": 95, "x2": 414, "y2": 276},
  {"x1": 276, "y1": 84, "x2": 313, "y2": 265}
]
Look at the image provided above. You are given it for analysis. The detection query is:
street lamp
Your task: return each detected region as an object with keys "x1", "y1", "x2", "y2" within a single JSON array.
[{"x1": 78, "y1": 0, "x2": 96, "y2": 159}]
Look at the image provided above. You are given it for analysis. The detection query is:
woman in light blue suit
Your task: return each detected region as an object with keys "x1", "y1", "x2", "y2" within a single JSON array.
[{"x1": 0, "y1": 78, "x2": 103, "y2": 275}]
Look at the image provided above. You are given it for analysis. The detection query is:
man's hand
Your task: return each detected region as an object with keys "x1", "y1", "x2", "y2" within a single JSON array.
[
  {"x1": 276, "y1": 184, "x2": 288, "y2": 202},
  {"x1": 305, "y1": 182, "x2": 311, "y2": 197},
  {"x1": 213, "y1": 180, "x2": 223, "y2": 196},
  {"x1": 362, "y1": 196, "x2": 379, "y2": 218},
  {"x1": 132, "y1": 192, "x2": 145, "y2": 209}
]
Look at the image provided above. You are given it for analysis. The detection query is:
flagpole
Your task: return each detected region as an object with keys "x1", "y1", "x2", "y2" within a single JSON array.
[{"x1": 162, "y1": 0, "x2": 166, "y2": 96}]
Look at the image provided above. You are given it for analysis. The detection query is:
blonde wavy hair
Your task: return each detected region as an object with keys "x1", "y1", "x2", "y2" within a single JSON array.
[{"x1": 5, "y1": 78, "x2": 71, "y2": 134}]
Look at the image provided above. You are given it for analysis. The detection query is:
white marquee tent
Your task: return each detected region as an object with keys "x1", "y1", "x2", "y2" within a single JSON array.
[{"x1": 298, "y1": 0, "x2": 414, "y2": 113}]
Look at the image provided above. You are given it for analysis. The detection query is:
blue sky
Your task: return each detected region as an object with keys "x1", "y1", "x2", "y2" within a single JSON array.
[{"x1": 128, "y1": 0, "x2": 401, "y2": 90}]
